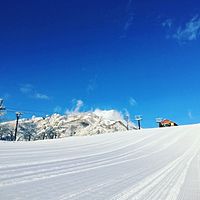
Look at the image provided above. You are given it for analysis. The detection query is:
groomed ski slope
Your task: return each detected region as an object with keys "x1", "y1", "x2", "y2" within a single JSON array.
[{"x1": 0, "y1": 124, "x2": 200, "y2": 200}]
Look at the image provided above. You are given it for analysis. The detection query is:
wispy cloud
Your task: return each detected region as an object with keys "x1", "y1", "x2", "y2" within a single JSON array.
[
  {"x1": 34, "y1": 93, "x2": 50, "y2": 100},
  {"x1": 163, "y1": 15, "x2": 200, "y2": 43},
  {"x1": 129, "y1": 97, "x2": 137, "y2": 107},
  {"x1": 173, "y1": 15, "x2": 200, "y2": 42},
  {"x1": 20, "y1": 84, "x2": 50, "y2": 100},
  {"x1": 2, "y1": 93, "x2": 11, "y2": 100},
  {"x1": 123, "y1": 108, "x2": 130, "y2": 118},
  {"x1": 124, "y1": 14, "x2": 134, "y2": 32},
  {"x1": 188, "y1": 110, "x2": 193, "y2": 119},
  {"x1": 74, "y1": 100, "x2": 84, "y2": 112},
  {"x1": 66, "y1": 99, "x2": 84, "y2": 114},
  {"x1": 87, "y1": 76, "x2": 97, "y2": 94},
  {"x1": 121, "y1": 14, "x2": 134, "y2": 38},
  {"x1": 126, "y1": 0, "x2": 133, "y2": 11},
  {"x1": 162, "y1": 19, "x2": 173, "y2": 29},
  {"x1": 54, "y1": 106, "x2": 62, "y2": 113},
  {"x1": 20, "y1": 84, "x2": 33, "y2": 94},
  {"x1": 121, "y1": 0, "x2": 134, "y2": 38}
]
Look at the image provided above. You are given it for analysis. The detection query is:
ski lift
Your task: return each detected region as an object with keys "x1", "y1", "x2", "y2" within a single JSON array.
[
  {"x1": 0, "y1": 99, "x2": 6, "y2": 116},
  {"x1": 135, "y1": 115, "x2": 142, "y2": 129}
]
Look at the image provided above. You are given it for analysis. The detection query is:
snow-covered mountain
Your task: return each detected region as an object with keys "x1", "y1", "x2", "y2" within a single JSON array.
[{"x1": 0, "y1": 110, "x2": 136, "y2": 141}]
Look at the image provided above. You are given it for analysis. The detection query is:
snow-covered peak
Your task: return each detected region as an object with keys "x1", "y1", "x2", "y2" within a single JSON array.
[{"x1": 0, "y1": 110, "x2": 137, "y2": 141}]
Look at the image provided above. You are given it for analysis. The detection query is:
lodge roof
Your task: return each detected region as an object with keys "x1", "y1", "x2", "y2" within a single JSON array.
[
  {"x1": 160, "y1": 119, "x2": 178, "y2": 125},
  {"x1": 161, "y1": 119, "x2": 172, "y2": 124}
]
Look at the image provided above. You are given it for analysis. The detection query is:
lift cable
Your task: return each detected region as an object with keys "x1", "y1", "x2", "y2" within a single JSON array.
[{"x1": 6, "y1": 107, "x2": 51, "y2": 116}]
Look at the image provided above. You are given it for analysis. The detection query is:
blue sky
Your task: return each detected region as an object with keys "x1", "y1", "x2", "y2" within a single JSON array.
[{"x1": 1, "y1": 0, "x2": 200, "y2": 127}]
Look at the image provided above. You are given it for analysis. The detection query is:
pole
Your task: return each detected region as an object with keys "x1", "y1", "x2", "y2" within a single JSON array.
[
  {"x1": 156, "y1": 118, "x2": 163, "y2": 128},
  {"x1": 135, "y1": 115, "x2": 142, "y2": 130},
  {"x1": 0, "y1": 99, "x2": 3, "y2": 107},
  {"x1": 0, "y1": 99, "x2": 6, "y2": 115},
  {"x1": 125, "y1": 115, "x2": 129, "y2": 130},
  {"x1": 14, "y1": 112, "x2": 22, "y2": 141},
  {"x1": 138, "y1": 120, "x2": 141, "y2": 130}
]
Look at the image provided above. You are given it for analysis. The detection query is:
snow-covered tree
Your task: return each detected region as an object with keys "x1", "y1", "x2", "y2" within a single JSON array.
[{"x1": 0, "y1": 124, "x2": 14, "y2": 141}]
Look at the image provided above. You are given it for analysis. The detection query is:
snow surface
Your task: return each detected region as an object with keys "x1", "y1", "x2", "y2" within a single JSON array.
[{"x1": 0, "y1": 124, "x2": 200, "y2": 200}]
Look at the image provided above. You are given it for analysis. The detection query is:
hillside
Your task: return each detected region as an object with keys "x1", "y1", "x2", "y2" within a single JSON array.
[
  {"x1": 0, "y1": 124, "x2": 200, "y2": 199},
  {"x1": 0, "y1": 110, "x2": 136, "y2": 141}
]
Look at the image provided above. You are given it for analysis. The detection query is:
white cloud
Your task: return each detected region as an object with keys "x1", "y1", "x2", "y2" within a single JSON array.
[
  {"x1": 162, "y1": 19, "x2": 173, "y2": 28},
  {"x1": 94, "y1": 109, "x2": 124, "y2": 122},
  {"x1": 121, "y1": 1, "x2": 134, "y2": 38},
  {"x1": 173, "y1": 16, "x2": 200, "y2": 41},
  {"x1": 54, "y1": 106, "x2": 62, "y2": 113},
  {"x1": 124, "y1": 14, "x2": 134, "y2": 31},
  {"x1": 123, "y1": 108, "x2": 130, "y2": 118},
  {"x1": 188, "y1": 110, "x2": 193, "y2": 119},
  {"x1": 66, "y1": 99, "x2": 84, "y2": 114},
  {"x1": 74, "y1": 100, "x2": 84, "y2": 112},
  {"x1": 34, "y1": 93, "x2": 50, "y2": 100},
  {"x1": 65, "y1": 109, "x2": 71, "y2": 115},
  {"x1": 163, "y1": 15, "x2": 200, "y2": 43},
  {"x1": 87, "y1": 76, "x2": 97, "y2": 93},
  {"x1": 87, "y1": 84, "x2": 95, "y2": 93},
  {"x1": 129, "y1": 97, "x2": 137, "y2": 106},
  {"x1": 20, "y1": 84, "x2": 33, "y2": 94},
  {"x1": 121, "y1": 14, "x2": 134, "y2": 38},
  {"x1": 20, "y1": 84, "x2": 50, "y2": 100},
  {"x1": 126, "y1": 0, "x2": 133, "y2": 11}
]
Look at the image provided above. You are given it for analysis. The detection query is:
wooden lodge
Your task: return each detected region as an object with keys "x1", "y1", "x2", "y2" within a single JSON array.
[{"x1": 159, "y1": 119, "x2": 178, "y2": 127}]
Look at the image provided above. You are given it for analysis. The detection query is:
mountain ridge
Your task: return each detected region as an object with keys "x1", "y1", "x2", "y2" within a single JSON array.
[{"x1": 0, "y1": 109, "x2": 137, "y2": 141}]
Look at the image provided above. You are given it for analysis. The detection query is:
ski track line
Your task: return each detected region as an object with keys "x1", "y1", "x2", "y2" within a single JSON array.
[
  {"x1": 134, "y1": 143, "x2": 198, "y2": 200},
  {"x1": 0, "y1": 130, "x2": 167, "y2": 170},
  {"x1": 109, "y1": 137, "x2": 200, "y2": 200},
  {"x1": 0, "y1": 130, "x2": 183, "y2": 173},
  {"x1": 149, "y1": 147, "x2": 200, "y2": 200},
  {"x1": 0, "y1": 138, "x2": 130, "y2": 156},
  {"x1": 0, "y1": 130, "x2": 190, "y2": 187},
  {"x1": 1, "y1": 131, "x2": 188, "y2": 182},
  {"x1": 59, "y1": 174, "x2": 132, "y2": 200},
  {"x1": 178, "y1": 154, "x2": 200, "y2": 200},
  {"x1": 0, "y1": 129, "x2": 177, "y2": 176}
]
